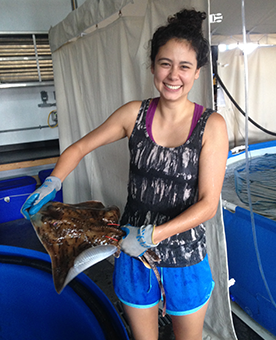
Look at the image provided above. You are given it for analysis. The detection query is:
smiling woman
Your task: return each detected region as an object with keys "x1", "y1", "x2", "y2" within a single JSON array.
[{"x1": 21, "y1": 7, "x2": 230, "y2": 340}]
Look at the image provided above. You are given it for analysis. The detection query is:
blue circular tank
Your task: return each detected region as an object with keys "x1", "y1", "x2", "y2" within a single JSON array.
[{"x1": 0, "y1": 246, "x2": 129, "y2": 340}]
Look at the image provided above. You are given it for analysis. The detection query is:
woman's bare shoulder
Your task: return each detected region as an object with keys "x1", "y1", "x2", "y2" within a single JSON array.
[
  {"x1": 112, "y1": 100, "x2": 143, "y2": 136},
  {"x1": 206, "y1": 110, "x2": 227, "y2": 129},
  {"x1": 203, "y1": 111, "x2": 228, "y2": 146},
  {"x1": 119, "y1": 100, "x2": 142, "y2": 113}
]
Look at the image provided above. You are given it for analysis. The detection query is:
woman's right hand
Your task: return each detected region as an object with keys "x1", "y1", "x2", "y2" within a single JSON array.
[
  {"x1": 120, "y1": 224, "x2": 158, "y2": 257},
  {"x1": 21, "y1": 176, "x2": 61, "y2": 220}
]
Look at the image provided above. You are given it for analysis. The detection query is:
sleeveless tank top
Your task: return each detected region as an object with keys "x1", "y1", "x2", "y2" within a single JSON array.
[{"x1": 120, "y1": 98, "x2": 214, "y2": 267}]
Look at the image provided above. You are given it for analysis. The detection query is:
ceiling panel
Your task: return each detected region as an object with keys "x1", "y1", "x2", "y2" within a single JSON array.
[{"x1": 210, "y1": 0, "x2": 276, "y2": 38}]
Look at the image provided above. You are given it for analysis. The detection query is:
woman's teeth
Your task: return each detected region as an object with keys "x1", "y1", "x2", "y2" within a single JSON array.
[{"x1": 165, "y1": 84, "x2": 181, "y2": 90}]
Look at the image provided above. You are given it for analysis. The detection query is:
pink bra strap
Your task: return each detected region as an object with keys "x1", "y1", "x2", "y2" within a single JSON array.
[{"x1": 146, "y1": 97, "x2": 159, "y2": 142}]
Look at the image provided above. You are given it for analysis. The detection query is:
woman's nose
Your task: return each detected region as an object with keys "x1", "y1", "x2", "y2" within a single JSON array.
[{"x1": 168, "y1": 66, "x2": 178, "y2": 79}]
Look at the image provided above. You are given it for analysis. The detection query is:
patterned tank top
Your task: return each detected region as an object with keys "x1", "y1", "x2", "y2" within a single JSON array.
[{"x1": 120, "y1": 98, "x2": 214, "y2": 267}]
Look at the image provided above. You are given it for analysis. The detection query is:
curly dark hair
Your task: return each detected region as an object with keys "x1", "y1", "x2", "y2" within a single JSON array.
[{"x1": 150, "y1": 9, "x2": 210, "y2": 69}]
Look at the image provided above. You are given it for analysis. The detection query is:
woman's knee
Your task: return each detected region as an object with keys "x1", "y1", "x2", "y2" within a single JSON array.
[
  {"x1": 123, "y1": 303, "x2": 159, "y2": 340},
  {"x1": 171, "y1": 300, "x2": 209, "y2": 340}
]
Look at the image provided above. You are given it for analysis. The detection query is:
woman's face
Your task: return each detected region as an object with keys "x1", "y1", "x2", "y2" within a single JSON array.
[{"x1": 151, "y1": 39, "x2": 200, "y2": 102}]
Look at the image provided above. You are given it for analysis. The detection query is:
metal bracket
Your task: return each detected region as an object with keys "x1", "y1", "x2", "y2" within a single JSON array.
[{"x1": 210, "y1": 13, "x2": 223, "y2": 24}]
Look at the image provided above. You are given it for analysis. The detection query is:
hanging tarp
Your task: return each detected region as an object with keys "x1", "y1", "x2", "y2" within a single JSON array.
[
  {"x1": 49, "y1": 0, "x2": 133, "y2": 52},
  {"x1": 217, "y1": 46, "x2": 276, "y2": 147},
  {"x1": 212, "y1": 34, "x2": 276, "y2": 45}
]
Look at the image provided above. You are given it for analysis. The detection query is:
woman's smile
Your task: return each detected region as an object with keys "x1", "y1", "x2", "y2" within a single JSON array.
[{"x1": 164, "y1": 83, "x2": 183, "y2": 90}]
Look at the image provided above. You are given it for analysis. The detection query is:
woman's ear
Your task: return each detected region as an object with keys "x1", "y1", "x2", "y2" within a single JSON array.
[
  {"x1": 195, "y1": 68, "x2": 201, "y2": 80},
  {"x1": 151, "y1": 63, "x2": 155, "y2": 74}
]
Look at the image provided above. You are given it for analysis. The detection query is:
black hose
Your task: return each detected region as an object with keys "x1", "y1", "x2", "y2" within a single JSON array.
[{"x1": 215, "y1": 72, "x2": 276, "y2": 137}]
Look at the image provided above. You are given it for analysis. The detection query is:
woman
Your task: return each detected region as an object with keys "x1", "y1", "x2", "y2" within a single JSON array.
[{"x1": 22, "y1": 8, "x2": 228, "y2": 340}]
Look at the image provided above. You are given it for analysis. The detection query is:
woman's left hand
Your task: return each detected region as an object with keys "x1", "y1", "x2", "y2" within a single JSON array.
[{"x1": 120, "y1": 224, "x2": 158, "y2": 257}]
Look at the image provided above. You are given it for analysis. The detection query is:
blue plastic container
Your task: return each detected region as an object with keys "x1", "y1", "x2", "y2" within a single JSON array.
[
  {"x1": 223, "y1": 202, "x2": 276, "y2": 336},
  {"x1": 39, "y1": 168, "x2": 63, "y2": 202},
  {"x1": 223, "y1": 140, "x2": 276, "y2": 336},
  {"x1": 0, "y1": 176, "x2": 37, "y2": 223},
  {"x1": 0, "y1": 245, "x2": 129, "y2": 340}
]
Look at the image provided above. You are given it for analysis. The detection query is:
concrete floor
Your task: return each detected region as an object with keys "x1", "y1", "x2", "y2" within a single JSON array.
[{"x1": 0, "y1": 218, "x2": 266, "y2": 340}]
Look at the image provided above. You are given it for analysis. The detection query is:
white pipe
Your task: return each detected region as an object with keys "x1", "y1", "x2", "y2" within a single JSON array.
[{"x1": 222, "y1": 200, "x2": 237, "y2": 211}]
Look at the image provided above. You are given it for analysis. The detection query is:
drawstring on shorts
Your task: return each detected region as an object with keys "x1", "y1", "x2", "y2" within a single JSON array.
[
  {"x1": 147, "y1": 268, "x2": 152, "y2": 293},
  {"x1": 147, "y1": 267, "x2": 164, "y2": 302},
  {"x1": 160, "y1": 267, "x2": 164, "y2": 302}
]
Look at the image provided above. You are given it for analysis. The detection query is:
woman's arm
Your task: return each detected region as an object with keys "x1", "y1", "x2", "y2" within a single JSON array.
[
  {"x1": 153, "y1": 112, "x2": 229, "y2": 243},
  {"x1": 51, "y1": 101, "x2": 141, "y2": 182},
  {"x1": 21, "y1": 100, "x2": 141, "y2": 219}
]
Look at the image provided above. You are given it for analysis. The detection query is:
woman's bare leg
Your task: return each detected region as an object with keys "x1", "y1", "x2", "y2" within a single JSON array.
[
  {"x1": 171, "y1": 300, "x2": 209, "y2": 340},
  {"x1": 123, "y1": 303, "x2": 159, "y2": 340}
]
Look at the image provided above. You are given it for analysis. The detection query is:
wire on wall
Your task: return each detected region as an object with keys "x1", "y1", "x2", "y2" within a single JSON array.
[{"x1": 47, "y1": 110, "x2": 58, "y2": 129}]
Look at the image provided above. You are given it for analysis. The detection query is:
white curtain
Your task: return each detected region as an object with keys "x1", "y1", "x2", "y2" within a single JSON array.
[
  {"x1": 217, "y1": 46, "x2": 276, "y2": 148},
  {"x1": 49, "y1": 0, "x2": 237, "y2": 338}
]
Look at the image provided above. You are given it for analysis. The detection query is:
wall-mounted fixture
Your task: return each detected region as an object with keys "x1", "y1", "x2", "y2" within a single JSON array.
[
  {"x1": 38, "y1": 91, "x2": 56, "y2": 108},
  {"x1": 210, "y1": 13, "x2": 223, "y2": 24}
]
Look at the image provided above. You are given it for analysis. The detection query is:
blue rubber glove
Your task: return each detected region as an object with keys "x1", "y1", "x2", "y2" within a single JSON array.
[
  {"x1": 21, "y1": 176, "x2": 61, "y2": 220},
  {"x1": 120, "y1": 224, "x2": 158, "y2": 257}
]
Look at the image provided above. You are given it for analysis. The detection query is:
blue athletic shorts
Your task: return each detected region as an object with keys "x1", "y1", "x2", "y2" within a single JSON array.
[{"x1": 113, "y1": 252, "x2": 214, "y2": 316}]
